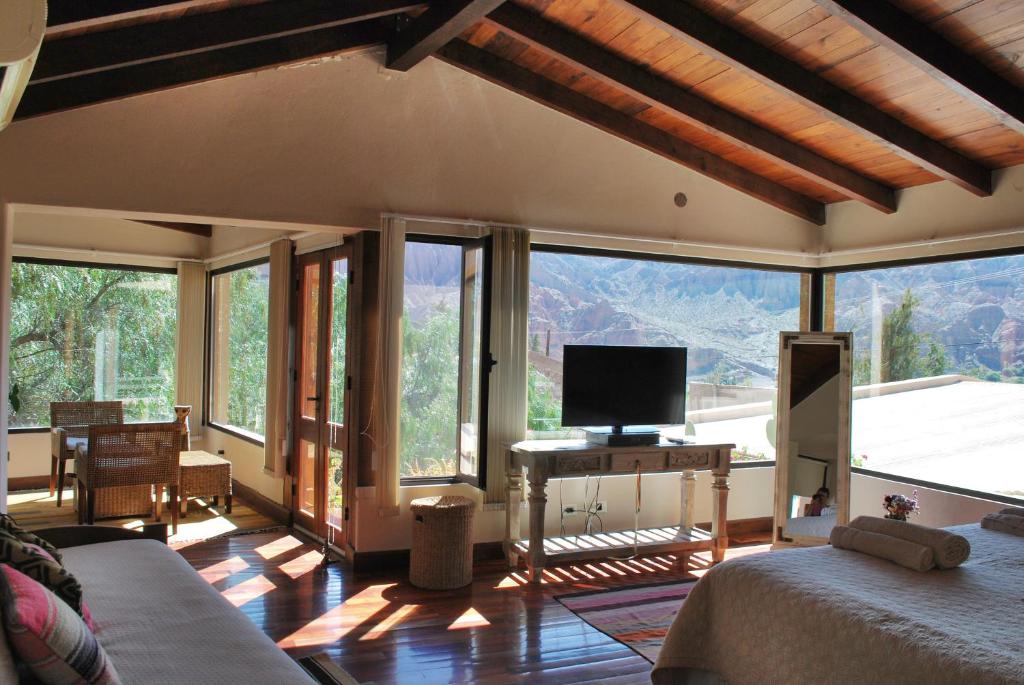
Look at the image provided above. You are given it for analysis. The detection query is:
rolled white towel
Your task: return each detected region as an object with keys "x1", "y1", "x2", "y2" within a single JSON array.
[
  {"x1": 829, "y1": 525, "x2": 934, "y2": 572},
  {"x1": 981, "y1": 512, "x2": 1024, "y2": 537},
  {"x1": 848, "y1": 516, "x2": 970, "y2": 569}
]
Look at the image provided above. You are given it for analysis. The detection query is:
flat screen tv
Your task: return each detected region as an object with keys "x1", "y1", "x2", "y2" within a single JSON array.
[{"x1": 561, "y1": 344, "x2": 687, "y2": 431}]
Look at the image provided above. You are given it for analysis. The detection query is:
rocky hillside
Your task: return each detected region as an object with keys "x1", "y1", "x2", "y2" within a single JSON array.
[
  {"x1": 835, "y1": 255, "x2": 1024, "y2": 376},
  {"x1": 529, "y1": 252, "x2": 801, "y2": 386}
]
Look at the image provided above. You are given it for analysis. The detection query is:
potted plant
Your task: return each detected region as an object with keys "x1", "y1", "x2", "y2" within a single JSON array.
[{"x1": 883, "y1": 491, "x2": 919, "y2": 521}]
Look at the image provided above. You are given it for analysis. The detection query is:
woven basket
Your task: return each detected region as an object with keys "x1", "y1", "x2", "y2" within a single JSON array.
[{"x1": 409, "y1": 495, "x2": 476, "y2": 590}]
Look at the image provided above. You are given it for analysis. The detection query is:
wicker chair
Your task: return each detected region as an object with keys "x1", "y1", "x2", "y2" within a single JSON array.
[
  {"x1": 77, "y1": 422, "x2": 182, "y2": 533},
  {"x1": 50, "y1": 401, "x2": 124, "y2": 507}
]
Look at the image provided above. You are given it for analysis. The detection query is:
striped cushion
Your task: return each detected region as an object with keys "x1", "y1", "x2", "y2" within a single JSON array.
[
  {"x1": 0, "y1": 565, "x2": 122, "y2": 685},
  {"x1": 0, "y1": 514, "x2": 63, "y2": 564},
  {"x1": 0, "y1": 531, "x2": 84, "y2": 616}
]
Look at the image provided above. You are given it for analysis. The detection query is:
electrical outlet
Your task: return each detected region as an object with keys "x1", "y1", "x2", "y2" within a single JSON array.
[
  {"x1": 594, "y1": 501, "x2": 608, "y2": 513},
  {"x1": 563, "y1": 505, "x2": 582, "y2": 515}
]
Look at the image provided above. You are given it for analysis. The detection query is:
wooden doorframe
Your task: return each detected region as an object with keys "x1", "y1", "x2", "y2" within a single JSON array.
[{"x1": 288, "y1": 239, "x2": 362, "y2": 554}]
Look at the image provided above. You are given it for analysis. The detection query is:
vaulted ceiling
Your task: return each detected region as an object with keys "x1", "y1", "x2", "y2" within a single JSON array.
[{"x1": 16, "y1": 0, "x2": 1024, "y2": 225}]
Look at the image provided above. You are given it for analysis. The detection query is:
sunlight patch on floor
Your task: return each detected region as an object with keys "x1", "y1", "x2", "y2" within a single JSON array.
[
  {"x1": 8, "y1": 490, "x2": 66, "y2": 506},
  {"x1": 279, "y1": 550, "x2": 324, "y2": 580},
  {"x1": 255, "y1": 535, "x2": 304, "y2": 560},
  {"x1": 447, "y1": 607, "x2": 490, "y2": 631},
  {"x1": 170, "y1": 514, "x2": 238, "y2": 547},
  {"x1": 221, "y1": 575, "x2": 276, "y2": 607},
  {"x1": 199, "y1": 556, "x2": 249, "y2": 584},
  {"x1": 277, "y1": 583, "x2": 397, "y2": 649},
  {"x1": 359, "y1": 604, "x2": 421, "y2": 640}
]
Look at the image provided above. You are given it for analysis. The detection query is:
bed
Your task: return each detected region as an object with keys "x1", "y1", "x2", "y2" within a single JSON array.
[{"x1": 652, "y1": 524, "x2": 1024, "y2": 685}]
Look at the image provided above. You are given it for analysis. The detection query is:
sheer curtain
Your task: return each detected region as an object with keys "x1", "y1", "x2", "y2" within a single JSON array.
[
  {"x1": 175, "y1": 261, "x2": 206, "y2": 432},
  {"x1": 375, "y1": 216, "x2": 405, "y2": 516},
  {"x1": 264, "y1": 239, "x2": 292, "y2": 476},
  {"x1": 485, "y1": 226, "x2": 530, "y2": 503}
]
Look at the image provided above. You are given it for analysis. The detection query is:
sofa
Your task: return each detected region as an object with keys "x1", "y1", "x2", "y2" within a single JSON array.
[{"x1": 35, "y1": 524, "x2": 315, "y2": 684}]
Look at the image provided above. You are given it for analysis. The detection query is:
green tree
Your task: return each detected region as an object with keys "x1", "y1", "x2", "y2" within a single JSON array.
[
  {"x1": 219, "y1": 266, "x2": 270, "y2": 434},
  {"x1": 527, "y1": 363, "x2": 561, "y2": 434},
  {"x1": 10, "y1": 263, "x2": 177, "y2": 426},
  {"x1": 400, "y1": 303, "x2": 459, "y2": 477},
  {"x1": 878, "y1": 288, "x2": 948, "y2": 383}
]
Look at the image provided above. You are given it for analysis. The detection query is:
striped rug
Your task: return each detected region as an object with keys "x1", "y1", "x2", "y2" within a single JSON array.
[{"x1": 555, "y1": 580, "x2": 697, "y2": 662}]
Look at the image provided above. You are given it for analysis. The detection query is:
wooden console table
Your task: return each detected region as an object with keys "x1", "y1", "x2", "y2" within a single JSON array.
[{"x1": 505, "y1": 439, "x2": 734, "y2": 582}]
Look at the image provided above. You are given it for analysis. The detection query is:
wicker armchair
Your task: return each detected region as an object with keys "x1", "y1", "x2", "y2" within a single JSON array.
[
  {"x1": 50, "y1": 401, "x2": 124, "y2": 507},
  {"x1": 77, "y1": 422, "x2": 182, "y2": 533}
]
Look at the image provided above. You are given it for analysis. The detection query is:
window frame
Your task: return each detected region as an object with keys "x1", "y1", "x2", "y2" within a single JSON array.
[
  {"x1": 9, "y1": 257, "x2": 178, "y2": 432},
  {"x1": 399, "y1": 234, "x2": 493, "y2": 488},
  {"x1": 203, "y1": 256, "x2": 271, "y2": 447}
]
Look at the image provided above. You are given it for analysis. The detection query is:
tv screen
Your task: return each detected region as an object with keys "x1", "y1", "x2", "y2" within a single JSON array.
[{"x1": 561, "y1": 345, "x2": 687, "y2": 428}]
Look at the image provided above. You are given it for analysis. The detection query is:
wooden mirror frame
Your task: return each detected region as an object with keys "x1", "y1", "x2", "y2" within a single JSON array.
[{"x1": 773, "y1": 331, "x2": 853, "y2": 548}]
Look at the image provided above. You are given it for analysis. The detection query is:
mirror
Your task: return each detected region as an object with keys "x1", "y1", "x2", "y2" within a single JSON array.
[{"x1": 773, "y1": 332, "x2": 853, "y2": 547}]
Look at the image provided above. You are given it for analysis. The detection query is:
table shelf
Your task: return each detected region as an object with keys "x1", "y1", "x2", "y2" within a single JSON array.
[{"x1": 514, "y1": 525, "x2": 714, "y2": 564}]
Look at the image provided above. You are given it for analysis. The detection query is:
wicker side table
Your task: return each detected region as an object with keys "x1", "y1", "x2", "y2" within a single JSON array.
[
  {"x1": 179, "y1": 451, "x2": 232, "y2": 517},
  {"x1": 409, "y1": 495, "x2": 476, "y2": 590}
]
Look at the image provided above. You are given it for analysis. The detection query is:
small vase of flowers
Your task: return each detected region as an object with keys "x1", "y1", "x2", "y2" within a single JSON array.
[{"x1": 883, "y1": 491, "x2": 919, "y2": 521}]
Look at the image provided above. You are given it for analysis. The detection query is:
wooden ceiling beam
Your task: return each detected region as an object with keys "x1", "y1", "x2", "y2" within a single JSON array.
[
  {"x1": 47, "y1": 1, "x2": 200, "y2": 34},
  {"x1": 485, "y1": 3, "x2": 895, "y2": 213},
  {"x1": 387, "y1": 0, "x2": 506, "y2": 71},
  {"x1": 813, "y1": 0, "x2": 1024, "y2": 135},
  {"x1": 35, "y1": 0, "x2": 425, "y2": 83},
  {"x1": 133, "y1": 220, "x2": 213, "y2": 237},
  {"x1": 16, "y1": 19, "x2": 389, "y2": 119},
  {"x1": 436, "y1": 40, "x2": 826, "y2": 225},
  {"x1": 613, "y1": 0, "x2": 992, "y2": 197}
]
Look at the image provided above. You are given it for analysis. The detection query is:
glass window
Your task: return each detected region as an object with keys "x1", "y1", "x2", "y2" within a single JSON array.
[
  {"x1": 528, "y1": 251, "x2": 803, "y2": 462},
  {"x1": 210, "y1": 262, "x2": 270, "y2": 438},
  {"x1": 834, "y1": 254, "x2": 1024, "y2": 498},
  {"x1": 400, "y1": 242, "x2": 462, "y2": 478},
  {"x1": 400, "y1": 240, "x2": 488, "y2": 479},
  {"x1": 9, "y1": 261, "x2": 177, "y2": 427}
]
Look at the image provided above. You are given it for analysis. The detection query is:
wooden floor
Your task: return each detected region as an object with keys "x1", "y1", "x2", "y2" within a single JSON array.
[
  {"x1": 177, "y1": 531, "x2": 770, "y2": 684},
  {"x1": 7, "y1": 488, "x2": 276, "y2": 548}
]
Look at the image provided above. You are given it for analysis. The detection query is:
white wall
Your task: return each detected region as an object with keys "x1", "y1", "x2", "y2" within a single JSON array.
[
  {"x1": 354, "y1": 466, "x2": 776, "y2": 553},
  {"x1": 0, "y1": 50, "x2": 818, "y2": 258},
  {"x1": 851, "y1": 473, "x2": 1004, "y2": 528},
  {"x1": 7, "y1": 432, "x2": 48, "y2": 480},
  {"x1": 196, "y1": 430, "x2": 283, "y2": 505},
  {"x1": 12, "y1": 212, "x2": 207, "y2": 266},
  {"x1": 822, "y1": 164, "x2": 1024, "y2": 266}
]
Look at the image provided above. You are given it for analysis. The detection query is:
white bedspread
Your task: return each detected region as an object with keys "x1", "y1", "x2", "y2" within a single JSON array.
[{"x1": 652, "y1": 524, "x2": 1024, "y2": 685}]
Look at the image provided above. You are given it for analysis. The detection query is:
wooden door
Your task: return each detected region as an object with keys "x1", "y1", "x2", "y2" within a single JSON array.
[{"x1": 292, "y1": 246, "x2": 354, "y2": 547}]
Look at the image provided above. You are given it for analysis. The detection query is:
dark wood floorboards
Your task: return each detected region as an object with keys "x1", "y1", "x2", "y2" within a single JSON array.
[{"x1": 178, "y1": 531, "x2": 769, "y2": 684}]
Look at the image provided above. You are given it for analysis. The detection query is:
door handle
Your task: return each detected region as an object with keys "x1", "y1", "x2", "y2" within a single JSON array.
[{"x1": 306, "y1": 396, "x2": 321, "y2": 403}]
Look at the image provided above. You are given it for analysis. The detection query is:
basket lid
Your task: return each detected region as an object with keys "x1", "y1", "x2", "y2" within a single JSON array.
[{"x1": 410, "y1": 495, "x2": 475, "y2": 513}]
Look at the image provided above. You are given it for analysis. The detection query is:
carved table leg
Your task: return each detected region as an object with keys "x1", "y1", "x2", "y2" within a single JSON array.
[
  {"x1": 504, "y1": 455, "x2": 523, "y2": 571},
  {"x1": 677, "y1": 469, "x2": 697, "y2": 572},
  {"x1": 679, "y1": 470, "x2": 696, "y2": 531},
  {"x1": 527, "y1": 470, "x2": 548, "y2": 584},
  {"x1": 711, "y1": 472, "x2": 730, "y2": 563}
]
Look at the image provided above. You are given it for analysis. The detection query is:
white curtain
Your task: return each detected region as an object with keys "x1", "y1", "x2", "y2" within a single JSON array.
[
  {"x1": 175, "y1": 261, "x2": 206, "y2": 428},
  {"x1": 264, "y1": 239, "x2": 292, "y2": 476},
  {"x1": 485, "y1": 226, "x2": 530, "y2": 503},
  {"x1": 375, "y1": 216, "x2": 405, "y2": 516}
]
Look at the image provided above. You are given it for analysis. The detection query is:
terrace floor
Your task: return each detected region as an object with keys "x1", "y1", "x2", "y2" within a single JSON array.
[
  {"x1": 8, "y1": 487, "x2": 276, "y2": 548},
  {"x1": 695, "y1": 379, "x2": 1024, "y2": 497}
]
